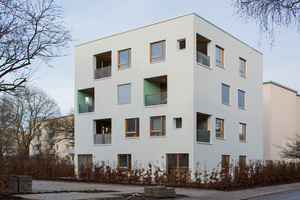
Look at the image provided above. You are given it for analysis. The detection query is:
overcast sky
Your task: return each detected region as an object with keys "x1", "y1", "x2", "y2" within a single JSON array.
[{"x1": 30, "y1": 0, "x2": 300, "y2": 115}]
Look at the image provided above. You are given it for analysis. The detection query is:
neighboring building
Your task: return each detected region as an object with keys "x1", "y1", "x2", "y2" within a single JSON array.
[
  {"x1": 263, "y1": 81, "x2": 300, "y2": 160},
  {"x1": 75, "y1": 13, "x2": 263, "y2": 174},
  {"x1": 30, "y1": 115, "x2": 75, "y2": 164}
]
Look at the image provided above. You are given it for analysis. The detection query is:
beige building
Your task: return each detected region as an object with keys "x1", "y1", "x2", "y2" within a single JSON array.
[
  {"x1": 30, "y1": 115, "x2": 75, "y2": 164},
  {"x1": 263, "y1": 81, "x2": 300, "y2": 160}
]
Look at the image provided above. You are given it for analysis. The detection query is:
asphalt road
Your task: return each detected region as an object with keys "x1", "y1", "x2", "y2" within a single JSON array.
[{"x1": 259, "y1": 190, "x2": 300, "y2": 200}]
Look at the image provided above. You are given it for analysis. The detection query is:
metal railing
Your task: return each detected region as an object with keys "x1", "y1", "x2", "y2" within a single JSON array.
[
  {"x1": 78, "y1": 103, "x2": 94, "y2": 113},
  {"x1": 197, "y1": 51, "x2": 210, "y2": 67},
  {"x1": 33, "y1": 140, "x2": 41, "y2": 146},
  {"x1": 94, "y1": 133, "x2": 111, "y2": 144},
  {"x1": 145, "y1": 92, "x2": 167, "y2": 106},
  {"x1": 197, "y1": 129, "x2": 210, "y2": 143},
  {"x1": 94, "y1": 66, "x2": 111, "y2": 79},
  {"x1": 67, "y1": 148, "x2": 75, "y2": 154}
]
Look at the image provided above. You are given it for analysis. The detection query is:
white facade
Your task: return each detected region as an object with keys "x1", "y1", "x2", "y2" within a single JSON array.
[{"x1": 74, "y1": 13, "x2": 263, "y2": 173}]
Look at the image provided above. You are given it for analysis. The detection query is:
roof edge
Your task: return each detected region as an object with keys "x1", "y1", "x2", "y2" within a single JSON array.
[{"x1": 263, "y1": 80, "x2": 299, "y2": 94}]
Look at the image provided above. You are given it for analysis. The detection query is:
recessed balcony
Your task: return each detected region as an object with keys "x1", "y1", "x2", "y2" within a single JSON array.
[
  {"x1": 78, "y1": 88, "x2": 95, "y2": 114},
  {"x1": 144, "y1": 75, "x2": 167, "y2": 106}
]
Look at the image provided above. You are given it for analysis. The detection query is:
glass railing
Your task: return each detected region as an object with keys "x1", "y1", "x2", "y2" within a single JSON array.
[
  {"x1": 47, "y1": 139, "x2": 55, "y2": 144},
  {"x1": 145, "y1": 92, "x2": 167, "y2": 106},
  {"x1": 94, "y1": 66, "x2": 111, "y2": 79},
  {"x1": 33, "y1": 140, "x2": 41, "y2": 145},
  {"x1": 48, "y1": 149, "x2": 55, "y2": 154},
  {"x1": 34, "y1": 150, "x2": 41, "y2": 155},
  {"x1": 197, "y1": 51, "x2": 210, "y2": 67},
  {"x1": 197, "y1": 129, "x2": 210, "y2": 143},
  {"x1": 78, "y1": 103, "x2": 94, "y2": 113},
  {"x1": 94, "y1": 133, "x2": 111, "y2": 144},
  {"x1": 67, "y1": 148, "x2": 75, "y2": 154}
]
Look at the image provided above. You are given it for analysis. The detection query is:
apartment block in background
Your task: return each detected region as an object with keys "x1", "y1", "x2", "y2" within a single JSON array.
[
  {"x1": 75, "y1": 13, "x2": 263, "y2": 174},
  {"x1": 263, "y1": 81, "x2": 300, "y2": 160},
  {"x1": 30, "y1": 115, "x2": 75, "y2": 165}
]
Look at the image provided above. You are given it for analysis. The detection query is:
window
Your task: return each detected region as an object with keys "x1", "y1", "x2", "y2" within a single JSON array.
[
  {"x1": 178, "y1": 39, "x2": 186, "y2": 50},
  {"x1": 222, "y1": 84, "x2": 230, "y2": 105},
  {"x1": 118, "y1": 154, "x2": 131, "y2": 172},
  {"x1": 221, "y1": 155, "x2": 230, "y2": 172},
  {"x1": 238, "y1": 90, "x2": 245, "y2": 109},
  {"x1": 174, "y1": 118, "x2": 182, "y2": 128},
  {"x1": 78, "y1": 154, "x2": 93, "y2": 169},
  {"x1": 239, "y1": 58, "x2": 246, "y2": 77},
  {"x1": 150, "y1": 40, "x2": 165, "y2": 62},
  {"x1": 215, "y1": 46, "x2": 224, "y2": 67},
  {"x1": 239, "y1": 156, "x2": 246, "y2": 168},
  {"x1": 167, "y1": 154, "x2": 189, "y2": 176},
  {"x1": 216, "y1": 118, "x2": 224, "y2": 139},
  {"x1": 126, "y1": 118, "x2": 139, "y2": 138},
  {"x1": 94, "y1": 119, "x2": 111, "y2": 144},
  {"x1": 239, "y1": 123, "x2": 246, "y2": 141},
  {"x1": 118, "y1": 84, "x2": 131, "y2": 104},
  {"x1": 118, "y1": 49, "x2": 131, "y2": 69},
  {"x1": 150, "y1": 116, "x2": 166, "y2": 136}
]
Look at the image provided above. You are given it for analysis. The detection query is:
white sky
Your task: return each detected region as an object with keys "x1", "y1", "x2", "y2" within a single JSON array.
[{"x1": 30, "y1": 0, "x2": 300, "y2": 115}]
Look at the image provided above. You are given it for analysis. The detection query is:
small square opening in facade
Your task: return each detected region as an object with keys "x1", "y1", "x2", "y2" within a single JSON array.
[{"x1": 178, "y1": 39, "x2": 186, "y2": 50}]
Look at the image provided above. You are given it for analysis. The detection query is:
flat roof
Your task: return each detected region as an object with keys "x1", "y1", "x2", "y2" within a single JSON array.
[
  {"x1": 263, "y1": 80, "x2": 299, "y2": 94},
  {"x1": 76, "y1": 12, "x2": 262, "y2": 55}
]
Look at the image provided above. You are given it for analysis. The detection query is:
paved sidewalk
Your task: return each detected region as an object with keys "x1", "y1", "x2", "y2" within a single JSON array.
[{"x1": 16, "y1": 180, "x2": 300, "y2": 200}]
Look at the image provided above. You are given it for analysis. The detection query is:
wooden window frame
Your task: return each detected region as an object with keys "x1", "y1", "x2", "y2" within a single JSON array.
[
  {"x1": 239, "y1": 155, "x2": 246, "y2": 168},
  {"x1": 125, "y1": 118, "x2": 139, "y2": 138},
  {"x1": 118, "y1": 154, "x2": 131, "y2": 172},
  {"x1": 150, "y1": 40, "x2": 165, "y2": 62},
  {"x1": 221, "y1": 155, "x2": 230, "y2": 172},
  {"x1": 166, "y1": 153, "x2": 189, "y2": 176},
  {"x1": 239, "y1": 58, "x2": 246, "y2": 77},
  {"x1": 215, "y1": 46, "x2": 224, "y2": 67},
  {"x1": 215, "y1": 118, "x2": 224, "y2": 139},
  {"x1": 150, "y1": 116, "x2": 165, "y2": 136},
  {"x1": 239, "y1": 123, "x2": 247, "y2": 141},
  {"x1": 118, "y1": 48, "x2": 131, "y2": 69}
]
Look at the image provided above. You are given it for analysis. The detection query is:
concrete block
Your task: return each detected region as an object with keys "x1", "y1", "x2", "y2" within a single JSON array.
[
  {"x1": 144, "y1": 186, "x2": 153, "y2": 197},
  {"x1": 9, "y1": 175, "x2": 18, "y2": 193}
]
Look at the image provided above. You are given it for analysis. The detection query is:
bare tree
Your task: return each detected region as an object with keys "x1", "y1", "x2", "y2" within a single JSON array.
[
  {"x1": 9, "y1": 86, "x2": 61, "y2": 157},
  {"x1": 0, "y1": 0, "x2": 71, "y2": 92},
  {"x1": 0, "y1": 94, "x2": 15, "y2": 161},
  {"x1": 278, "y1": 133, "x2": 300, "y2": 159},
  {"x1": 47, "y1": 109, "x2": 74, "y2": 142},
  {"x1": 233, "y1": 0, "x2": 300, "y2": 44}
]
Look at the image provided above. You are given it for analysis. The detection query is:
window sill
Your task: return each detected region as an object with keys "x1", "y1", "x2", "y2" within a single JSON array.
[
  {"x1": 144, "y1": 104, "x2": 167, "y2": 108},
  {"x1": 150, "y1": 59, "x2": 166, "y2": 64},
  {"x1": 77, "y1": 111, "x2": 95, "y2": 115},
  {"x1": 196, "y1": 62, "x2": 212, "y2": 70},
  {"x1": 118, "y1": 102, "x2": 131, "y2": 105},
  {"x1": 222, "y1": 103, "x2": 231, "y2": 106},
  {"x1": 150, "y1": 136, "x2": 166, "y2": 138},
  {"x1": 239, "y1": 140, "x2": 247, "y2": 143},
  {"x1": 125, "y1": 137, "x2": 139, "y2": 139},
  {"x1": 197, "y1": 142, "x2": 212, "y2": 145},
  {"x1": 94, "y1": 76, "x2": 112, "y2": 81},
  {"x1": 238, "y1": 107, "x2": 246, "y2": 110},
  {"x1": 93, "y1": 144, "x2": 112, "y2": 146},
  {"x1": 118, "y1": 66, "x2": 131, "y2": 70},
  {"x1": 216, "y1": 137, "x2": 225, "y2": 140},
  {"x1": 216, "y1": 65, "x2": 225, "y2": 69},
  {"x1": 239, "y1": 75, "x2": 247, "y2": 79}
]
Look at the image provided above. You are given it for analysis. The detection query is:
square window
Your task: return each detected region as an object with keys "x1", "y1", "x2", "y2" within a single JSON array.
[
  {"x1": 178, "y1": 39, "x2": 186, "y2": 50},
  {"x1": 239, "y1": 58, "x2": 246, "y2": 77},
  {"x1": 215, "y1": 118, "x2": 224, "y2": 138},
  {"x1": 150, "y1": 40, "x2": 165, "y2": 62},
  {"x1": 150, "y1": 116, "x2": 166, "y2": 136},
  {"x1": 167, "y1": 154, "x2": 189, "y2": 175},
  {"x1": 215, "y1": 46, "x2": 224, "y2": 67},
  {"x1": 174, "y1": 118, "x2": 182, "y2": 128},
  {"x1": 118, "y1": 49, "x2": 131, "y2": 69},
  {"x1": 222, "y1": 84, "x2": 230, "y2": 105},
  {"x1": 118, "y1": 154, "x2": 131, "y2": 172},
  {"x1": 239, "y1": 123, "x2": 246, "y2": 141},
  {"x1": 118, "y1": 84, "x2": 131, "y2": 104},
  {"x1": 126, "y1": 118, "x2": 139, "y2": 138},
  {"x1": 238, "y1": 90, "x2": 245, "y2": 109}
]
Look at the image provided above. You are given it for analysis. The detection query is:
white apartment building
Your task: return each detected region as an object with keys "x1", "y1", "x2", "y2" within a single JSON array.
[{"x1": 75, "y1": 13, "x2": 263, "y2": 174}]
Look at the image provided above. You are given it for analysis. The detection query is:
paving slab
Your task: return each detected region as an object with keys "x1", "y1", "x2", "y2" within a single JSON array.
[{"x1": 15, "y1": 180, "x2": 300, "y2": 200}]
